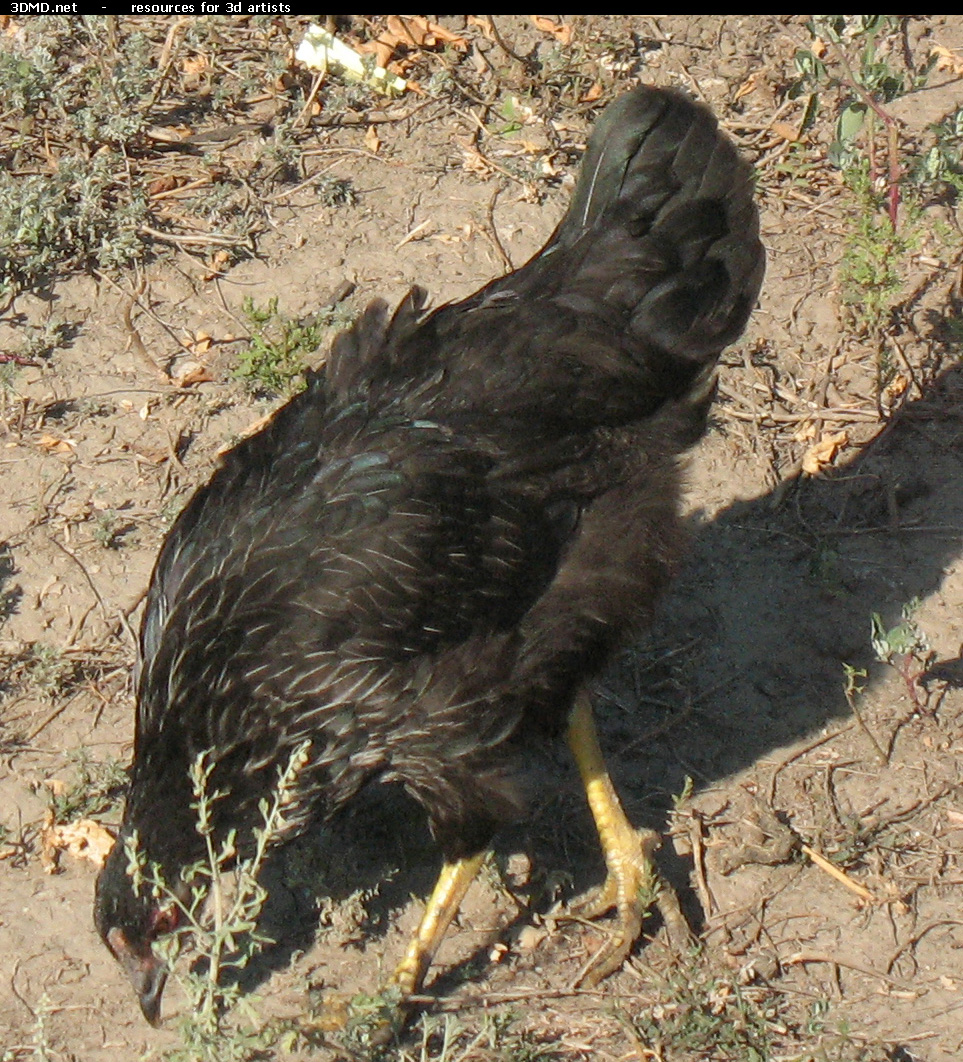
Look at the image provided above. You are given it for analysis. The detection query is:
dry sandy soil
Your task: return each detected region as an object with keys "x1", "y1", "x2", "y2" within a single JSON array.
[{"x1": 3, "y1": 14, "x2": 963, "y2": 1062}]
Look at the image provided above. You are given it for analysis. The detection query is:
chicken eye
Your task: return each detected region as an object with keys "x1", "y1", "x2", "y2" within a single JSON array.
[{"x1": 148, "y1": 905, "x2": 180, "y2": 938}]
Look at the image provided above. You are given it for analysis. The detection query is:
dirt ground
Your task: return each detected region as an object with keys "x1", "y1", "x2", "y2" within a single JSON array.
[{"x1": 3, "y1": 14, "x2": 963, "y2": 1062}]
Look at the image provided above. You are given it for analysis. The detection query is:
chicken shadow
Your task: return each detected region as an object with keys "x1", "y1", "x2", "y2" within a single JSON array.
[{"x1": 229, "y1": 357, "x2": 963, "y2": 1001}]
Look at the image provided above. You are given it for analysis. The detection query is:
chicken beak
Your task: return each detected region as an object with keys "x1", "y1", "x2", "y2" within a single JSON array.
[
  {"x1": 107, "y1": 927, "x2": 168, "y2": 1026},
  {"x1": 133, "y1": 957, "x2": 168, "y2": 1027}
]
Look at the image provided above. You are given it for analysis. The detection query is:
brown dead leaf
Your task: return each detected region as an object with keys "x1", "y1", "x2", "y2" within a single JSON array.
[
  {"x1": 365, "y1": 15, "x2": 467, "y2": 67},
  {"x1": 461, "y1": 143, "x2": 495, "y2": 178},
  {"x1": 148, "y1": 174, "x2": 184, "y2": 197},
  {"x1": 192, "y1": 330, "x2": 213, "y2": 354},
  {"x1": 530, "y1": 16, "x2": 572, "y2": 45},
  {"x1": 388, "y1": 15, "x2": 467, "y2": 50},
  {"x1": 42, "y1": 816, "x2": 115, "y2": 871},
  {"x1": 383, "y1": 14, "x2": 420, "y2": 49},
  {"x1": 467, "y1": 15, "x2": 494, "y2": 41},
  {"x1": 181, "y1": 55, "x2": 208, "y2": 77},
  {"x1": 931, "y1": 43, "x2": 963, "y2": 76},
  {"x1": 37, "y1": 434, "x2": 75, "y2": 454},
  {"x1": 181, "y1": 330, "x2": 211, "y2": 355},
  {"x1": 364, "y1": 125, "x2": 381, "y2": 153},
  {"x1": 516, "y1": 925, "x2": 548, "y2": 951},
  {"x1": 40, "y1": 810, "x2": 59, "y2": 874},
  {"x1": 358, "y1": 36, "x2": 394, "y2": 70},
  {"x1": 509, "y1": 140, "x2": 545, "y2": 155},
  {"x1": 733, "y1": 72, "x2": 760, "y2": 101},
  {"x1": 172, "y1": 361, "x2": 214, "y2": 388},
  {"x1": 130, "y1": 445, "x2": 169, "y2": 465},
  {"x1": 580, "y1": 82, "x2": 604, "y2": 103},
  {"x1": 883, "y1": 372, "x2": 909, "y2": 403},
  {"x1": 792, "y1": 419, "x2": 818, "y2": 443},
  {"x1": 147, "y1": 124, "x2": 194, "y2": 145},
  {"x1": 204, "y1": 248, "x2": 231, "y2": 279},
  {"x1": 488, "y1": 941, "x2": 509, "y2": 964},
  {"x1": 802, "y1": 430, "x2": 849, "y2": 475},
  {"x1": 771, "y1": 121, "x2": 803, "y2": 143}
]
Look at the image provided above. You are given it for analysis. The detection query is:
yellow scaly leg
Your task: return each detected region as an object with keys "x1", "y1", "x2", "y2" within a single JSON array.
[
  {"x1": 564, "y1": 689, "x2": 691, "y2": 985},
  {"x1": 389, "y1": 850, "x2": 487, "y2": 996},
  {"x1": 309, "y1": 851, "x2": 487, "y2": 1038}
]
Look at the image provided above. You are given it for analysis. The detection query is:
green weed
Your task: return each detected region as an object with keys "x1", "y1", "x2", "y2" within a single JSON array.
[
  {"x1": 913, "y1": 105, "x2": 963, "y2": 202},
  {"x1": 870, "y1": 598, "x2": 928, "y2": 664},
  {"x1": 790, "y1": 16, "x2": 909, "y2": 170},
  {"x1": 290, "y1": 1006, "x2": 558, "y2": 1062},
  {"x1": 838, "y1": 163, "x2": 919, "y2": 344},
  {"x1": 48, "y1": 749, "x2": 127, "y2": 823},
  {"x1": 619, "y1": 955, "x2": 784, "y2": 1062},
  {"x1": 11, "y1": 643, "x2": 77, "y2": 700},
  {"x1": 314, "y1": 174, "x2": 358, "y2": 209},
  {"x1": 0, "y1": 544, "x2": 19, "y2": 626},
  {"x1": 233, "y1": 297, "x2": 319, "y2": 397},
  {"x1": 0, "y1": 18, "x2": 337, "y2": 296},
  {"x1": 399, "y1": 1010, "x2": 557, "y2": 1062},
  {"x1": 233, "y1": 296, "x2": 354, "y2": 397},
  {"x1": 786, "y1": 16, "x2": 929, "y2": 377},
  {"x1": 0, "y1": 23, "x2": 157, "y2": 293},
  {"x1": 129, "y1": 743, "x2": 311, "y2": 1062},
  {"x1": 91, "y1": 510, "x2": 127, "y2": 550}
]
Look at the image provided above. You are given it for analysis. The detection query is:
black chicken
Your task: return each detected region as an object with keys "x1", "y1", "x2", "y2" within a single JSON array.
[{"x1": 95, "y1": 85, "x2": 764, "y2": 1024}]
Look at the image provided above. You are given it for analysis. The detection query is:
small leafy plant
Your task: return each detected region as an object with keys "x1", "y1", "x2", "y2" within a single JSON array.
[
  {"x1": 128, "y1": 742, "x2": 311, "y2": 1062},
  {"x1": 789, "y1": 16, "x2": 909, "y2": 170},
  {"x1": 48, "y1": 750, "x2": 127, "y2": 823},
  {"x1": 618, "y1": 954, "x2": 784, "y2": 1062},
  {"x1": 233, "y1": 297, "x2": 324, "y2": 397},
  {"x1": 871, "y1": 599, "x2": 929, "y2": 664}
]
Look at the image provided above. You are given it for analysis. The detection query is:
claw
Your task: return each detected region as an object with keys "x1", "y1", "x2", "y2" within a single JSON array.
[
  {"x1": 298, "y1": 986, "x2": 406, "y2": 1049},
  {"x1": 302, "y1": 851, "x2": 488, "y2": 1043},
  {"x1": 564, "y1": 691, "x2": 692, "y2": 984}
]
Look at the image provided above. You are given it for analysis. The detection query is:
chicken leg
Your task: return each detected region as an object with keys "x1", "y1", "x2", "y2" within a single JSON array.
[
  {"x1": 564, "y1": 689, "x2": 691, "y2": 984},
  {"x1": 390, "y1": 850, "x2": 487, "y2": 996}
]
